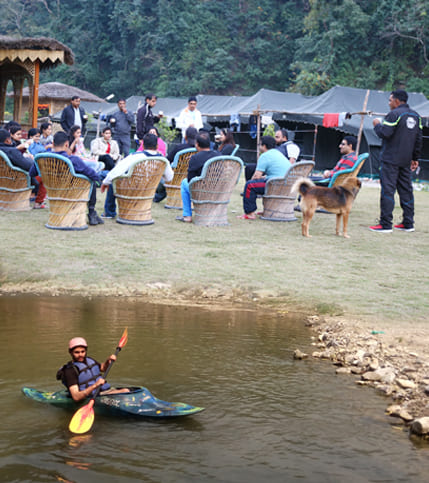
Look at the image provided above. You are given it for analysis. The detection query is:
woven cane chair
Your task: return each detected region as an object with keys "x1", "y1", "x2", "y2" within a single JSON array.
[
  {"x1": 231, "y1": 144, "x2": 240, "y2": 156},
  {"x1": 261, "y1": 161, "x2": 315, "y2": 222},
  {"x1": 0, "y1": 150, "x2": 33, "y2": 211},
  {"x1": 328, "y1": 152, "x2": 368, "y2": 187},
  {"x1": 34, "y1": 153, "x2": 93, "y2": 230},
  {"x1": 164, "y1": 147, "x2": 196, "y2": 209},
  {"x1": 189, "y1": 155, "x2": 244, "y2": 226},
  {"x1": 113, "y1": 155, "x2": 168, "y2": 225}
]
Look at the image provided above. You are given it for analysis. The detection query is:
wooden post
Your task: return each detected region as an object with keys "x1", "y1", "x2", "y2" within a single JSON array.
[
  {"x1": 256, "y1": 105, "x2": 261, "y2": 160},
  {"x1": 312, "y1": 124, "x2": 318, "y2": 161},
  {"x1": 356, "y1": 89, "x2": 370, "y2": 155},
  {"x1": 32, "y1": 60, "x2": 40, "y2": 128}
]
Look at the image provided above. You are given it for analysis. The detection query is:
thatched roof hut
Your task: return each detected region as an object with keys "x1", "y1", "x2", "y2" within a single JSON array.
[
  {"x1": 0, "y1": 36, "x2": 74, "y2": 128},
  {"x1": 13, "y1": 82, "x2": 105, "y2": 117}
]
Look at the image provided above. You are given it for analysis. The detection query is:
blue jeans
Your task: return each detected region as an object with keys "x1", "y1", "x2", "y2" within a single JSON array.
[
  {"x1": 180, "y1": 178, "x2": 192, "y2": 217},
  {"x1": 104, "y1": 185, "x2": 117, "y2": 217}
]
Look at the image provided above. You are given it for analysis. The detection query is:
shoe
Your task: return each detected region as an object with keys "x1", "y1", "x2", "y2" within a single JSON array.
[
  {"x1": 153, "y1": 193, "x2": 166, "y2": 203},
  {"x1": 237, "y1": 214, "x2": 257, "y2": 220},
  {"x1": 175, "y1": 216, "x2": 192, "y2": 223},
  {"x1": 88, "y1": 212, "x2": 101, "y2": 225},
  {"x1": 33, "y1": 202, "x2": 46, "y2": 209},
  {"x1": 100, "y1": 213, "x2": 115, "y2": 219},
  {"x1": 369, "y1": 224, "x2": 392, "y2": 233},
  {"x1": 394, "y1": 223, "x2": 415, "y2": 232},
  {"x1": 96, "y1": 214, "x2": 104, "y2": 224}
]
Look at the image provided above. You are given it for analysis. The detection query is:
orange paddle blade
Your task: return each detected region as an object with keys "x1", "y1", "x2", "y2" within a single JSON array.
[
  {"x1": 118, "y1": 328, "x2": 128, "y2": 349},
  {"x1": 69, "y1": 399, "x2": 95, "y2": 434}
]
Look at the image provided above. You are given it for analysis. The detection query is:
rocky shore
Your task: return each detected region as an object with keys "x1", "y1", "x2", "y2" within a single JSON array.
[{"x1": 298, "y1": 315, "x2": 429, "y2": 438}]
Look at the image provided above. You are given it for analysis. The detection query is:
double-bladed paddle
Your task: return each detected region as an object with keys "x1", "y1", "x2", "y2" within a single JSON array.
[{"x1": 68, "y1": 328, "x2": 128, "y2": 434}]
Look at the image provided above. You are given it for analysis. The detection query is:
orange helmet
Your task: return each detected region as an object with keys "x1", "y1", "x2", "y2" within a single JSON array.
[{"x1": 68, "y1": 337, "x2": 88, "y2": 351}]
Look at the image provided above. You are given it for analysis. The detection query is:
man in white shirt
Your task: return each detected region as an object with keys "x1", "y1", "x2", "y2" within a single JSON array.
[
  {"x1": 100, "y1": 133, "x2": 173, "y2": 218},
  {"x1": 176, "y1": 96, "x2": 203, "y2": 141},
  {"x1": 275, "y1": 128, "x2": 300, "y2": 163}
]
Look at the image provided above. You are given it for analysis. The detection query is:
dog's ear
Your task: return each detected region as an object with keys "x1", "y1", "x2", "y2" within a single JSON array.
[{"x1": 357, "y1": 179, "x2": 362, "y2": 188}]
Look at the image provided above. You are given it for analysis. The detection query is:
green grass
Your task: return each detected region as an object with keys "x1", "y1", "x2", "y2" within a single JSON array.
[{"x1": 0, "y1": 177, "x2": 428, "y2": 324}]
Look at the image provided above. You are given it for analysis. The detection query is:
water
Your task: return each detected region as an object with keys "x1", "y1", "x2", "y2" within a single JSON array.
[{"x1": 1, "y1": 296, "x2": 428, "y2": 482}]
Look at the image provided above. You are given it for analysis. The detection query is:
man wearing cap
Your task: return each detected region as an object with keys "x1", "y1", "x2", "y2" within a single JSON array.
[
  {"x1": 176, "y1": 97, "x2": 204, "y2": 142},
  {"x1": 57, "y1": 337, "x2": 129, "y2": 402}
]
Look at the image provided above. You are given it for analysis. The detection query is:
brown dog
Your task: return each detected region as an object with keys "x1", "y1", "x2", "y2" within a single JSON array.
[{"x1": 292, "y1": 177, "x2": 362, "y2": 238}]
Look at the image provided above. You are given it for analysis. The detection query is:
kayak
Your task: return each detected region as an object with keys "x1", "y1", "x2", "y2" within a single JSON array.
[{"x1": 22, "y1": 386, "x2": 204, "y2": 418}]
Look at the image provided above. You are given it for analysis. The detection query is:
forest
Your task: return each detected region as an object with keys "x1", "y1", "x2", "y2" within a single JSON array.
[{"x1": 1, "y1": 0, "x2": 429, "y2": 99}]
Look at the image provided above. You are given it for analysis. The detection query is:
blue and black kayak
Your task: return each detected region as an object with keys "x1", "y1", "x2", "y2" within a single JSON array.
[{"x1": 22, "y1": 386, "x2": 204, "y2": 418}]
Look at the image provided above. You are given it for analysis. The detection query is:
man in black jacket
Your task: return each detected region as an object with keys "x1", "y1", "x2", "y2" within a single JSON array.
[
  {"x1": 136, "y1": 94, "x2": 161, "y2": 143},
  {"x1": 370, "y1": 90, "x2": 422, "y2": 233},
  {"x1": 60, "y1": 96, "x2": 88, "y2": 134}
]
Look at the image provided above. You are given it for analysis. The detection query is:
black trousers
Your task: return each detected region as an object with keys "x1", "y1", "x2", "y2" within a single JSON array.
[{"x1": 380, "y1": 162, "x2": 414, "y2": 229}]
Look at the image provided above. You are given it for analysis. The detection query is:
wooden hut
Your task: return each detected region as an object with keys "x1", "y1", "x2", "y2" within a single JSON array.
[
  {"x1": 15, "y1": 82, "x2": 104, "y2": 119},
  {"x1": 0, "y1": 36, "x2": 74, "y2": 128}
]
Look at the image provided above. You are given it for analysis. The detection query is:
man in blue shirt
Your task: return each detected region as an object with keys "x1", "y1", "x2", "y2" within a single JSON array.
[{"x1": 238, "y1": 136, "x2": 290, "y2": 219}]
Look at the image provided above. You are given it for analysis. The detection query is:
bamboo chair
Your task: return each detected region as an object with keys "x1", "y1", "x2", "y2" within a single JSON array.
[
  {"x1": 0, "y1": 150, "x2": 33, "y2": 211},
  {"x1": 261, "y1": 161, "x2": 315, "y2": 222},
  {"x1": 164, "y1": 148, "x2": 196, "y2": 209},
  {"x1": 328, "y1": 152, "x2": 369, "y2": 187},
  {"x1": 113, "y1": 155, "x2": 168, "y2": 225},
  {"x1": 189, "y1": 155, "x2": 244, "y2": 226},
  {"x1": 34, "y1": 153, "x2": 93, "y2": 230},
  {"x1": 231, "y1": 144, "x2": 240, "y2": 156}
]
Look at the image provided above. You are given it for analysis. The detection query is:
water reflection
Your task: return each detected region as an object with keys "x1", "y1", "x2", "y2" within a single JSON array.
[{"x1": 1, "y1": 296, "x2": 429, "y2": 482}]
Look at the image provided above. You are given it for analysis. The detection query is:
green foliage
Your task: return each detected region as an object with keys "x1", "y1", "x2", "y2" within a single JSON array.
[
  {"x1": 1, "y1": 0, "x2": 429, "y2": 98},
  {"x1": 156, "y1": 117, "x2": 177, "y2": 144}
]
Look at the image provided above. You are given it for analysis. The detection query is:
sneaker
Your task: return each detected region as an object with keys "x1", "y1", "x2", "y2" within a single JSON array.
[
  {"x1": 394, "y1": 223, "x2": 414, "y2": 232},
  {"x1": 100, "y1": 213, "x2": 115, "y2": 219},
  {"x1": 369, "y1": 224, "x2": 392, "y2": 233}
]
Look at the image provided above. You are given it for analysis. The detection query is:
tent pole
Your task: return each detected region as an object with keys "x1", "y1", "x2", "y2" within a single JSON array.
[
  {"x1": 312, "y1": 124, "x2": 318, "y2": 162},
  {"x1": 256, "y1": 105, "x2": 261, "y2": 159},
  {"x1": 356, "y1": 89, "x2": 370, "y2": 155},
  {"x1": 31, "y1": 59, "x2": 40, "y2": 128}
]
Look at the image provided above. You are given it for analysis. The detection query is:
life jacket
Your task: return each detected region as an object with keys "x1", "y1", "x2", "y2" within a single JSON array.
[{"x1": 57, "y1": 357, "x2": 110, "y2": 395}]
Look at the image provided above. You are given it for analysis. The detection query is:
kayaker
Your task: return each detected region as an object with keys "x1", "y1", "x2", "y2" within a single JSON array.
[{"x1": 57, "y1": 337, "x2": 129, "y2": 402}]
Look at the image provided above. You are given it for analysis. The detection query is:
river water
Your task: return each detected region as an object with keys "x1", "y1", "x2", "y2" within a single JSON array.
[{"x1": 1, "y1": 296, "x2": 428, "y2": 482}]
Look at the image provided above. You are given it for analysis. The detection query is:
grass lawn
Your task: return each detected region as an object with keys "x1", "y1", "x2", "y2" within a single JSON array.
[{"x1": 1, "y1": 177, "x2": 428, "y2": 325}]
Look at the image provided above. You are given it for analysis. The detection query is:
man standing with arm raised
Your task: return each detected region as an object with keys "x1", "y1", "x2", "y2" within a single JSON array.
[{"x1": 370, "y1": 89, "x2": 422, "y2": 233}]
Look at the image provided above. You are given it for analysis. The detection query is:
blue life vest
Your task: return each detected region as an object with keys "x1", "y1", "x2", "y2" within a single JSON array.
[{"x1": 59, "y1": 357, "x2": 110, "y2": 395}]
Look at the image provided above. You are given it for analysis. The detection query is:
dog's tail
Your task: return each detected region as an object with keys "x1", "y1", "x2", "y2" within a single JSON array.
[{"x1": 291, "y1": 177, "x2": 315, "y2": 196}]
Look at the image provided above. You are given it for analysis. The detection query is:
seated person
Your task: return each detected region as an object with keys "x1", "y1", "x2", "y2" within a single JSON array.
[
  {"x1": 39, "y1": 122, "x2": 53, "y2": 149},
  {"x1": 27, "y1": 128, "x2": 47, "y2": 157},
  {"x1": 176, "y1": 134, "x2": 218, "y2": 223},
  {"x1": 90, "y1": 126, "x2": 120, "y2": 171},
  {"x1": 321, "y1": 135, "x2": 357, "y2": 180},
  {"x1": 30, "y1": 131, "x2": 103, "y2": 225},
  {"x1": 9, "y1": 123, "x2": 33, "y2": 159},
  {"x1": 100, "y1": 133, "x2": 173, "y2": 218},
  {"x1": 238, "y1": 136, "x2": 291, "y2": 220},
  {"x1": 167, "y1": 126, "x2": 197, "y2": 164},
  {"x1": 215, "y1": 128, "x2": 236, "y2": 155},
  {"x1": 275, "y1": 128, "x2": 300, "y2": 163},
  {"x1": 137, "y1": 127, "x2": 167, "y2": 156},
  {"x1": 57, "y1": 337, "x2": 129, "y2": 402},
  {"x1": 0, "y1": 128, "x2": 47, "y2": 208}
]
